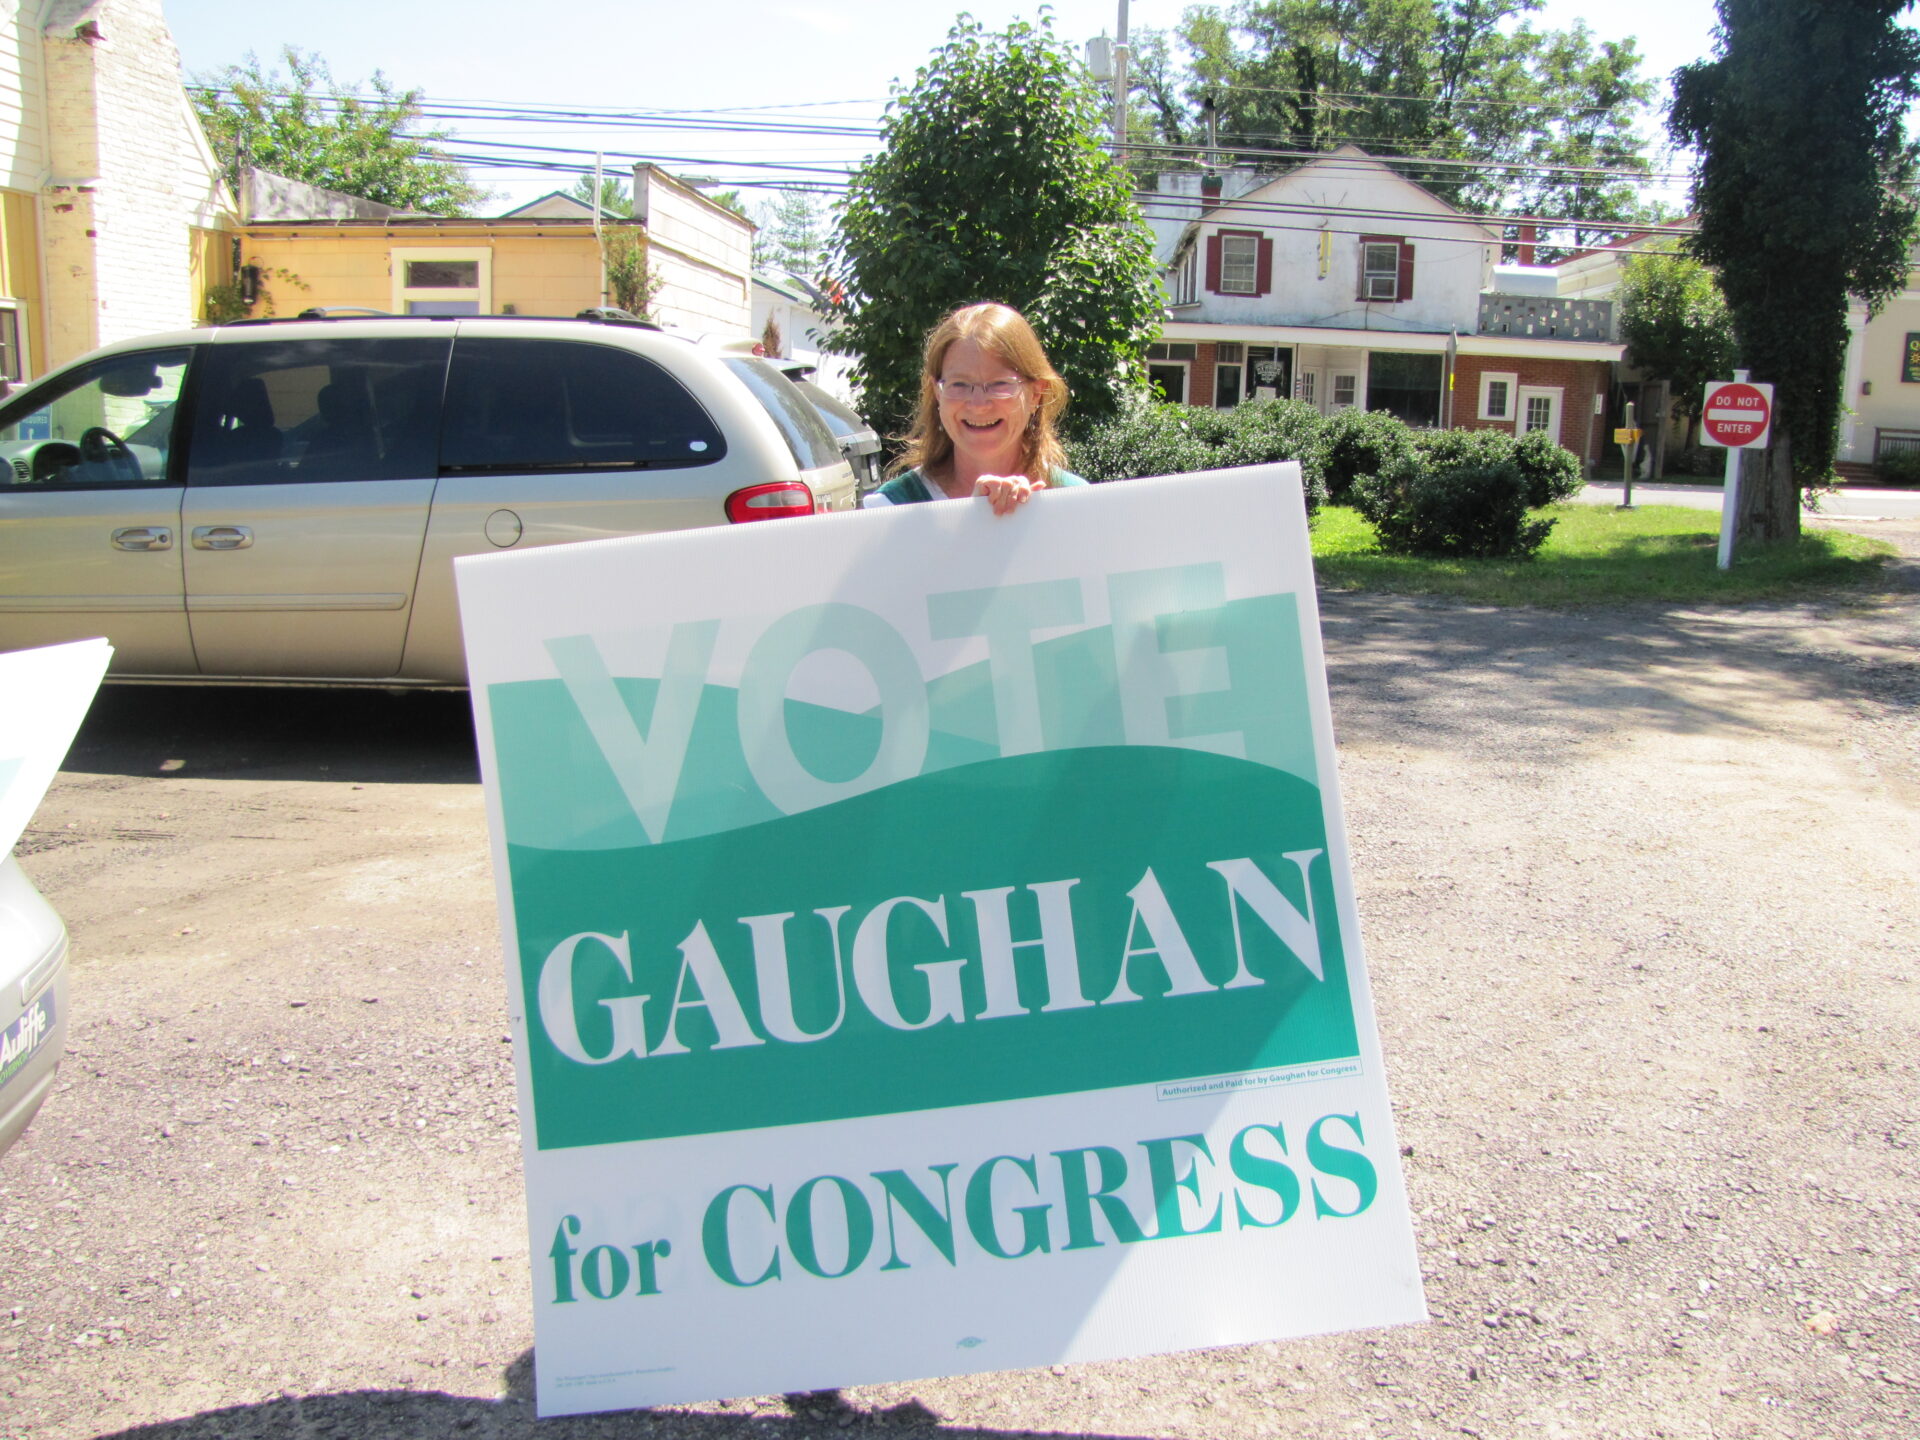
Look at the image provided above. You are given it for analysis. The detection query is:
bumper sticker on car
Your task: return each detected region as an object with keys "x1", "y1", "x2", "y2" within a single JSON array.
[{"x1": 0, "y1": 987, "x2": 54, "y2": 1092}]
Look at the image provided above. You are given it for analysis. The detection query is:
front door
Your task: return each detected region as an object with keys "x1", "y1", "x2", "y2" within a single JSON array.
[
  {"x1": 180, "y1": 333, "x2": 451, "y2": 679},
  {"x1": 1517, "y1": 386, "x2": 1563, "y2": 443},
  {"x1": 0, "y1": 347, "x2": 196, "y2": 674}
]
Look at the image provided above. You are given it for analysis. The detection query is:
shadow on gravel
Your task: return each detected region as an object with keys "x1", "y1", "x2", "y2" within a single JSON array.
[
  {"x1": 63, "y1": 685, "x2": 481, "y2": 786},
  {"x1": 1317, "y1": 590, "x2": 1919, "y2": 760},
  {"x1": 92, "y1": 1359, "x2": 1157, "y2": 1440}
]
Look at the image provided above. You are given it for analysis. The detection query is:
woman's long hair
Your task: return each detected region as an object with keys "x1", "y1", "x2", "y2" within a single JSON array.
[{"x1": 890, "y1": 302, "x2": 1070, "y2": 486}]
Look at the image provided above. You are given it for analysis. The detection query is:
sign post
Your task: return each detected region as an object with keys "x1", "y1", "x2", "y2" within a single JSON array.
[
  {"x1": 1700, "y1": 373, "x2": 1774, "y2": 570},
  {"x1": 457, "y1": 467, "x2": 1425, "y2": 1417},
  {"x1": 1613, "y1": 400, "x2": 1641, "y2": 508}
]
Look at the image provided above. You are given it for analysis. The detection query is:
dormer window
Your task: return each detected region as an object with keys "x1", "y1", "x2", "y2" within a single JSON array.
[
  {"x1": 1206, "y1": 228, "x2": 1272, "y2": 298},
  {"x1": 1169, "y1": 245, "x2": 1199, "y2": 306},
  {"x1": 1221, "y1": 234, "x2": 1259, "y2": 294},
  {"x1": 1357, "y1": 236, "x2": 1414, "y2": 303}
]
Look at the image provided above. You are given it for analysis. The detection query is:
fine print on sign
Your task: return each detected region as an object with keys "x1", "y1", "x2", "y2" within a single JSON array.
[
  {"x1": 1700, "y1": 380, "x2": 1774, "y2": 449},
  {"x1": 456, "y1": 467, "x2": 1425, "y2": 1418}
]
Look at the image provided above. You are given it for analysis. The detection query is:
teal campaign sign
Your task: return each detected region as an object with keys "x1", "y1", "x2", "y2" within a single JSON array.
[{"x1": 458, "y1": 465, "x2": 1424, "y2": 1417}]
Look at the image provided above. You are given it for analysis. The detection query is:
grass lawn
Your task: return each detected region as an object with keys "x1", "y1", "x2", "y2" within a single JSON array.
[{"x1": 1310, "y1": 503, "x2": 1899, "y2": 606}]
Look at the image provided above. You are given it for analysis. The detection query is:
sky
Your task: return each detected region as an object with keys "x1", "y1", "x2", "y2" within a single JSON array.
[{"x1": 161, "y1": 0, "x2": 1726, "y2": 212}]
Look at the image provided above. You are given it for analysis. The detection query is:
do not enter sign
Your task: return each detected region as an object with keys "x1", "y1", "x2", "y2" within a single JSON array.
[{"x1": 1701, "y1": 380, "x2": 1774, "y2": 448}]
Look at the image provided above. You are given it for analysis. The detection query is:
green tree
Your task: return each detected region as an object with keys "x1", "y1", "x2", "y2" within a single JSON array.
[
  {"x1": 1671, "y1": 0, "x2": 1920, "y2": 543},
  {"x1": 192, "y1": 48, "x2": 487, "y2": 217},
  {"x1": 754, "y1": 188, "x2": 827, "y2": 278},
  {"x1": 567, "y1": 175, "x2": 633, "y2": 216},
  {"x1": 1616, "y1": 248, "x2": 1737, "y2": 453},
  {"x1": 830, "y1": 16, "x2": 1163, "y2": 439},
  {"x1": 1125, "y1": 2, "x2": 1659, "y2": 246},
  {"x1": 601, "y1": 228, "x2": 661, "y2": 319}
]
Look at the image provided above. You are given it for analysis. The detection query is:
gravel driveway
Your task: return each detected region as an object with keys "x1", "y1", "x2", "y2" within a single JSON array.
[{"x1": 4, "y1": 520, "x2": 1916, "y2": 1440}]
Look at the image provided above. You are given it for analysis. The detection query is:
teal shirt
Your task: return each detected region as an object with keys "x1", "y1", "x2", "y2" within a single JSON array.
[{"x1": 864, "y1": 467, "x2": 1088, "y2": 507}]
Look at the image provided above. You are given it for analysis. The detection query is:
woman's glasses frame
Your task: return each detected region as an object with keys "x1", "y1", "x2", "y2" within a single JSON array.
[{"x1": 936, "y1": 377, "x2": 1026, "y2": 403}]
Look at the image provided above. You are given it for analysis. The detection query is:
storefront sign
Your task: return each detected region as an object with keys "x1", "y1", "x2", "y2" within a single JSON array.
[
  {"x1": 1904, "y1": 332, "x2": 1920, "y2": 384},
  {"x1": 457, "y1": 466, "x2": 1424, "y2": 1417}
]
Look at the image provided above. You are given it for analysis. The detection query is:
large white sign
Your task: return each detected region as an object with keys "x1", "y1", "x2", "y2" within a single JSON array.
[
  {"x1": 457, "y1": 466, "x2": 1424, "y2": 1417},
  {"x1": 0, "y1": 638, "x2": 112, "y2": 856}
]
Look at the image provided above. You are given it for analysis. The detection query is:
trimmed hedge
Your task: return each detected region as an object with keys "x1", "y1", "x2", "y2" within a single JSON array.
[
  {"x1": 1320, "y1": 406, "x2": 1414, "y2": 505},
  {"x1": 1069, "y1": 398, "x2": 1583, "y2": 559},
  {"x1": 1066, "y1": 396, "x2": 1329, "y2": 513}
]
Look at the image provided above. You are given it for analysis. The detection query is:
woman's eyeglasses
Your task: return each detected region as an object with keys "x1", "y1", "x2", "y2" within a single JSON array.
[{"x1": 937, "y1": 377, "x2": 1025, "y2": 402}]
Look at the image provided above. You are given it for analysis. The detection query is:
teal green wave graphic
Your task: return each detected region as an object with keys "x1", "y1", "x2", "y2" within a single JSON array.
[
  {"x1": 489, "y1": 597, "x2": 1319, "y2": 852},
  {"x1": 511, "y1": 745, "x2": 1354, "y2": 1150}
]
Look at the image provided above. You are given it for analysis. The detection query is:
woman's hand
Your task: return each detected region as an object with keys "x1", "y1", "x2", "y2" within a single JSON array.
[{"x1": 972, "y1": 473, "x2": 1036, "y2": 515}]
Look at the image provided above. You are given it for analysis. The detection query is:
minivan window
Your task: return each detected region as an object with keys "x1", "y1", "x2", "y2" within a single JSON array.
[
  {"x1": 187, "y1": 337, "x2": 452, "y2": 487},
  {"x1": 722, "y1": 357, "x2": 845, "y2": 471},
  {"x1": 0, "y1": 348, "x2": 192, "y2": 487},
  {"x1": 439, "y1": 338, "x2": 725, "y2": 474}
]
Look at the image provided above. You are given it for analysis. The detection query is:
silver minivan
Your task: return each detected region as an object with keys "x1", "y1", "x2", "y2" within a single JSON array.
[{"x1": 0, "y1": 315, "x2": 857, "y2": 685}]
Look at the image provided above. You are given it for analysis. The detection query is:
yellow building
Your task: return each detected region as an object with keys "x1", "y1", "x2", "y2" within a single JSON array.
[
  {"x1": 235, "y1": 163, "x2": 755, "y2": 336},
  {"x1": 237, "y1": 215, "x2": 612, "y2": 320}
]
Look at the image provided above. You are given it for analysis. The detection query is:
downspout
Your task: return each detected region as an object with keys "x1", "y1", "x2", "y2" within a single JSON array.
[
  {"x1": 1443, "y1": 328, "x2": 1457, "y2": 430},
  {"x1": 593, "y1": 151, "x2": 606, "y2": 307}
]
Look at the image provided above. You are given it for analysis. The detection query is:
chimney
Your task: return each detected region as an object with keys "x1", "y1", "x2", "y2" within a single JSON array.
[
  {"x1": 1201, "y1": 172, "x2": 1223, "y2": 200},
  {"x1": 1518, "y1": 223, "x2": 1538, "y2": 267}
]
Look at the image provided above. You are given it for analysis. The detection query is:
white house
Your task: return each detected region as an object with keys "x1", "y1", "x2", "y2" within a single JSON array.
[
  {"x1": 1145, "y1": 146, "x2": 1623, "y2": 466},
  {"x1": 0, "y1": 0, "x2": 233, "y2": 380},
  {"x1": 751, "y1": 270, "x2": 855, "y2": 401}
]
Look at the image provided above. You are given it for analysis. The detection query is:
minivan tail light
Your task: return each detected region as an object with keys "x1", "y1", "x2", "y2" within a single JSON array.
[{"x1": 726, "y1": 481, "x2": 818, "y2": 523}]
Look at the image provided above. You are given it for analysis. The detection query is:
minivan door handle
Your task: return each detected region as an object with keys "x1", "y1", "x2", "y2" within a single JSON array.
[
  {"x1": 191, "y1": 525, "x2": 253, "y2": 550},
  {"x1": 111, "y1": 526, "x2": 172, "y2": 551}
]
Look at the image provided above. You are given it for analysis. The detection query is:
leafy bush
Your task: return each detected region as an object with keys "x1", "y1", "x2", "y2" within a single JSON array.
[
  {"x1": 1874, "y1": 447, "x2": 1920, "y2": 486},
  {"x1": 1353, "y1": 445, "x2": 1554, "y2": 560},
  {"x1": 1067, "y1": 398, "x2": 1237, "y2": 482},
  {"x1": 1411, "y1": 424, "x2": 1520, "y2": 477},
  {"x1": 1319, "y1": 407, "x2": 1414, "y2": 504},
  {"x1": 1513, "y1": 428, "x2": 1586, "y2": 506},
  {"x1": 1067, "y1": 396, "x2": 1328, "y2": 512}
]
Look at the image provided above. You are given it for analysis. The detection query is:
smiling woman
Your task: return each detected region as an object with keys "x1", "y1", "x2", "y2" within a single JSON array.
[{"x1": 863, "y1": 302, "x2": 1087, "y2": 515}]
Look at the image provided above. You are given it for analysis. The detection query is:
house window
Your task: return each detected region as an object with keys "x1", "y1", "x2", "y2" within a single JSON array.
[
  {"x1": 1296, "y1": 371, "x2": 1315, "y2": 405},
  {"x1": 1358, "y1": 235, "x2": 1414, "y2": 303},
  {"x1": 1332, "y1": 374, "x2": 1358, "y2": 408},
  {"x1": 393, "y1": 248, "x2": 491, "y2": 315},
  {"x1": 1147, "y1": 342, "x2": 1194, "y2": 400},
  {"x1": 0, "y1": 307, "x2": 21, "y2": 383},
  {"x1": 1479, "y1": 371, "x2": 1518, "y2": 421},
  {"x1": 1221, "y1": 234, "x2": 1259, "y2": 295},
  {"x1": 1366, "y1": 351, "x2": 1443, "y2": 427},
  {"x1": 1206, "y1": 229, "x2": 1271, "y2": 297},
  {"x1": 1245, "y1": 346, "x2": 1292, "y2": 400},
  {"x1": 1169, "y1": 247, "x2": 1198, "y2": 306},
  {"x1": 1214, "y1": 342, "x2": 1244, "y2": 408}
]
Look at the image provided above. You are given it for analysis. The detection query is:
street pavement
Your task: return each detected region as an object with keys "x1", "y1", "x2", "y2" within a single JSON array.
[{"x1": 1575, "y1": 479, "x2": 1920, "y2": 520}]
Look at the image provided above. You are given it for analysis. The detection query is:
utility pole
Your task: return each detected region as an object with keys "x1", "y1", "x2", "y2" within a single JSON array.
[{"x1": 1112, "y1": 0, "x2": 1130, "y2": 159}]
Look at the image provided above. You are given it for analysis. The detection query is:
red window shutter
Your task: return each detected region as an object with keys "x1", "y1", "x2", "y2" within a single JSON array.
[
  {"x1": 1255, "y1": 235, "x2": 1274, "y2": 296},
  {"x1": 1205, "y1": 234, "x2": 1222, "y2": 294},
  {"x1": 1399, "y1": 243, "x2": 1415, "y2": 302}
]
